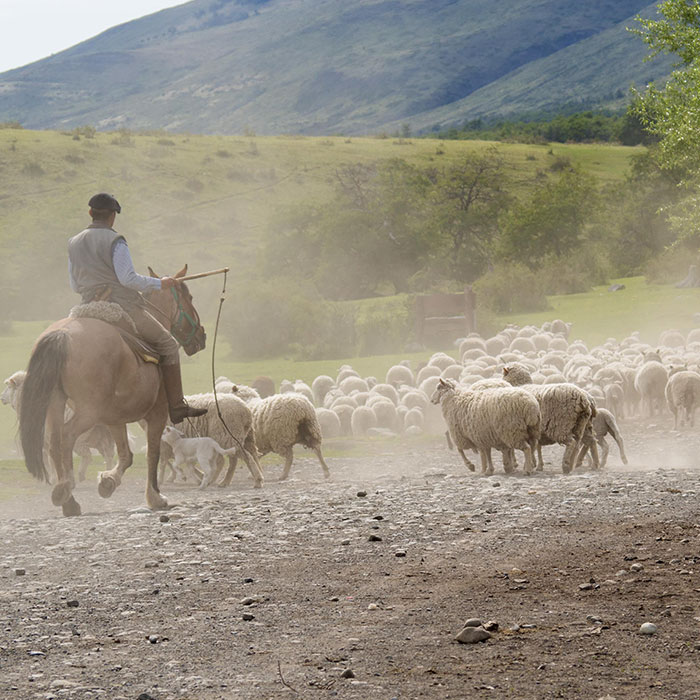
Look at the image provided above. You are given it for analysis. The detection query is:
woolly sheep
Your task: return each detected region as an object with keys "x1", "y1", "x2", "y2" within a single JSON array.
[
  {"x1": 665, "y1": 369, "x2": 700, "y2": 429},
  {"x1": 332, "y1": 404, "x2": 353, "y2": 436},
  {"x1": 316, "y1": 407, "x2": 342, "y2": 439},
  {"x1": 231, "y1": 385, "x2": 330, "y2": 480},
  {"x1": 401, "y1": 390, "x2": 429, "y2": 412},
  {"x1": 634, "y1": 360, "x2": 668, "y2": 418},
  {"x1": 371, "y1": 399, "x2": 400, "y2": 432},
  {"x1": 292, "y1": 380, "x2": 314, "y2": 404},
  {"x1": 458, "y1": 337, "x2": 487, "y2": 357},
  {"x1": 484, "y1": 336, "x2": 507, "y2": 356},
  {"x1": 508, "y1": 337, "x2": 537, "y2": 355},
  {"x1": 659, "y1": 329, "x2": 685, "y2": 348},
  {"x1": 427, "y1": 352, "x2": 455, "y2": 371},
  {"x1": 461, "y1": 348, "x2": 487, "y2": 362},
  {"x1": 416, "y1": 365, "x2": 441, "y2": 384},
  {"x1": 441, "y1": 364, "x2": 463, "y2": 381},
  {"x1": 575, "y1": 407, "x2": 628, "y2": 468},
  {"x1": 370, "y1": 383, "x2": 400, "y2": 405},
  {"x1": 351, "y1": 390, "x2": 369, "y2": 406},
  {"x1": 2, "y1": 370, "x2": 115, "y2": 483},
  {"x1": 336, "y1": 366, "x2": 360, "y2": 383},
  {"x1": 402, "y1": 407, "x2": 424, "y2": 432},
  {"x1": 178, "y1": 392, "x2": 264, "y2": 489},
  {"x1": 431, "y1": 378, "x2": 540, "y2": 475},
  {"x1": 339, "y1": 376, "x2": 370, "y2": 394},
  {"x1": 252, "y1": 376, "x2": 275, "y2": 398},
  {"x1": 386, "y1": 364, "x2": 414, "y2": 387},
  {"x1": 503, "y1": 363, "x2": 598, "y2": 474},
  {"x1": 351, "y1": 405, "x2": 378, "y2": 437},
  {"x1": 312, "y1": 375, "x2": 335, "y2": 406}
]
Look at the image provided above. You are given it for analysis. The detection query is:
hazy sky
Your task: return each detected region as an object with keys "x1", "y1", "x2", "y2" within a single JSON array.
[{"x1": 0, "y1": 0, "x2": 184, "y2": 73}]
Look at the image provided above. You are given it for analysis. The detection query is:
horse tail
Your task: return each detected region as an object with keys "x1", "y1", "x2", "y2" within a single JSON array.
[{"x1": 19, "y1": 330, "x2": 70, "y2": 481}]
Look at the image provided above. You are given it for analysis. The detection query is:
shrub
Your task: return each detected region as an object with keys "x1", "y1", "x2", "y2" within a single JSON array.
[{"x1": 473, "y1": 263, "x2": 549, "y2": 314}]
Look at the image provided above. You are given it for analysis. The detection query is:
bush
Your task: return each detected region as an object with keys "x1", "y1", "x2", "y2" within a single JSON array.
[
  {"x1": 351, "y1": 295, "x2": 413, "y2": 356},
  {"x1": 536, "y1": 250, "x2": 611, "y2": 296},
  {"x1": 645, "y1": 245, "x2": 700, "y2": 284},
  {"x1": 473, "y1": 263, "x2": 549, "y2": 314}
]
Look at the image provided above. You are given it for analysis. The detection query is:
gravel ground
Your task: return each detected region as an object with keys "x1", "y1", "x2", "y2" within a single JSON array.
[{"x1": 1, "y1": 418, "x2": 700, "y2": 700}]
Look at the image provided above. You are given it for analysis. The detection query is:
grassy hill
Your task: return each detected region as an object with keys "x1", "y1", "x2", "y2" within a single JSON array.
[
  {"x1": 0, "y1": 0, "x2": 670, "y2": 135},
  {"x1": 0, "y1": 126, "x2": 644, "y2": 319}
]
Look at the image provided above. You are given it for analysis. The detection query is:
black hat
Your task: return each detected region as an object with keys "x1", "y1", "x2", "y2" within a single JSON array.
[{"x1": 88, "y1": 192, "x2": 121, "y2": 213}]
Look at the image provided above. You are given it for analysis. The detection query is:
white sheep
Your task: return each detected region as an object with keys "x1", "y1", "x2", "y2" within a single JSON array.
[
  {"x1": 231, "y1": 385, "x2": 330, "y2": 480},
  {"x1": 665, "y1": 369, "x2": 700, "y2": 429},
  {"x1": 315, "y1": 407, "x2": 342, "y2": 439},
  {"x1": 2, "y1": 369, "x2": 115, "y2": 482},
  {"x1": 431, "y1": 378, "x2": 540, "y2": 475},
  {"x1": 574, "y1": 407, "x2": 628, "y2": 468},
  {"x1": 634, "y1": 358, "x2": 668, "y2": 418},
  {"x1": 386, "y1": 364, "x2": 414, "y2": 387},
  {"x1": 177, "y1": 392, "x2": 264, "y2": 489},
  {"x1": 312, "y1": 375, "x2": 335, "y2": 406},
  {"x1": 503, "y1": 363, "x2": 598, "y2": 474},
  {"x1": 351, "y1": 404, "x2": 378, "y2": 437}
]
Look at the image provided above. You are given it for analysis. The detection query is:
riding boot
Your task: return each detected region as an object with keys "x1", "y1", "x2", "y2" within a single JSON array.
[{"x1": 161, "y1": 363, "x2": 208, "y2": 424}]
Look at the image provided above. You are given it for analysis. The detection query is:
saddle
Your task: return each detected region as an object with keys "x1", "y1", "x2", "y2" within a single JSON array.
[{"x1": 69, "y1": 301, "x2": 160, "y2": 365}]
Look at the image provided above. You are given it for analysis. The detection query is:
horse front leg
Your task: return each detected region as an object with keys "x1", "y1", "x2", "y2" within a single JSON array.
[
  {"x1": 144, "y1": 398, "x2": 170, "y2": 510},
  {"x1": 98, "y1": 425, "x2": 133, "y2": 498}
]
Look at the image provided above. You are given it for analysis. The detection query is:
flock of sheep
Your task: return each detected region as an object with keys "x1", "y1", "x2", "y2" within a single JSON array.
[{"x1": 3, "y1": 318, "x2": 700, "y2": 486}]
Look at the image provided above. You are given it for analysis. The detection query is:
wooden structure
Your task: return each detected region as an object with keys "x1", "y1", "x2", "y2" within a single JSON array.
[{"x1": 414, "y1": 287, "x2": 477, "y2": 348}]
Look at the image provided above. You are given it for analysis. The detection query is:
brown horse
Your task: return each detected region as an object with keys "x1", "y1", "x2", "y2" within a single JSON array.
[{"x1": 19, "y1": 266, "x2": 206, "y2": 516}]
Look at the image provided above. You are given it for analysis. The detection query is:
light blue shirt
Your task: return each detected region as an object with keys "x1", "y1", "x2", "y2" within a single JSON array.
[{"x1": 69, "y1": 239, "x2": 162, "y2": 294}]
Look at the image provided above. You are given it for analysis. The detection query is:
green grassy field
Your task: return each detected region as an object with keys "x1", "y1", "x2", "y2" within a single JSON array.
[{"x1": 2, "y1": 274, "x2": 697, "y2": 457}]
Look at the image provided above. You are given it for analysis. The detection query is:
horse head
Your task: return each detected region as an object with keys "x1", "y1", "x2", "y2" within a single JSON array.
[{"x1": 147, "y1": 265, "x2": 207, "y2": 356}]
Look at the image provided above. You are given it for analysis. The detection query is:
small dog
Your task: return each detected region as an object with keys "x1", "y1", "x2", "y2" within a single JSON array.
[{"x1": 161, "y1": 426, "x2": 237, "y2": 489}]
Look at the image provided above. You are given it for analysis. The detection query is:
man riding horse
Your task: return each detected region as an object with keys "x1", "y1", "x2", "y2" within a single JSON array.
[{"x1": 68, "y1": 192, "x2": 207, "y2": 424}]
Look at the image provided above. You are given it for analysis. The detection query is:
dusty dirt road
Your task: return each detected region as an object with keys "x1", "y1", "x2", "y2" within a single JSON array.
[{"x1": 1, "y1": 419, "x2": 700, "y2": 700}]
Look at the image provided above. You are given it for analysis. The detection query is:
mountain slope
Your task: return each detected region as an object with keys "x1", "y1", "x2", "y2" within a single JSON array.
[{"x1": 0, "y1": 0, "x2": 670, "y2": 135}]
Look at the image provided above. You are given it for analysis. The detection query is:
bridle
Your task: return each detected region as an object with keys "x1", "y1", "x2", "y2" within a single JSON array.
[{"x1": 169, "y1": 286, "x2": 203, "y2": 349}]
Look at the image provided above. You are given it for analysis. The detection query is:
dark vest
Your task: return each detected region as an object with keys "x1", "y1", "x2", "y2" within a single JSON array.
[{"x1": 68, "y1": 223, "x2": 143, "y2": 308}]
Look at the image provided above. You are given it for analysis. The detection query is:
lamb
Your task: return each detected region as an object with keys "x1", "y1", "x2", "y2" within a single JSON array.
[
  {"x1": 634, "y1": 358, "x2": 668, "y2": 418},
  {"x1": 503, "y1": 363, "x2": 598, "y2": 474},
  {"x1": 176, "y1": 392, "x2": 264, "y2": 489},
  {"x1": 161, "y1": 426, "x2": 238, "y2": 489},
  {"x1": 386, "y1": 364, "x2": 414, "y2": 387},
  {"x1": 431, "y1": 378, "x2": 540, "y2": 475},
  {"x1": 231, "y1": 385, "x2": 330, "y2": 480},
  {"x1": 574, "y1": 408, "x2": 628, "y2": 468},
  {"x1": 665, "y1": 369, "x2": 700, "y2": 429},
  {"x1": 2, "y1": 370, "x2": 115, "y2": 481}
]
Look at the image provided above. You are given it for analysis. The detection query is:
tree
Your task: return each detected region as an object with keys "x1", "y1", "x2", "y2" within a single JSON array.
[
  {"x1": 428, "y1": 147, "x2": 510, "y2": 282},
  {"x1": 498, "y1": 169, "x2": 598, "y2": 267},
  {"x1": 631, "y1": 1, "x2": 700, "y2": 173}
]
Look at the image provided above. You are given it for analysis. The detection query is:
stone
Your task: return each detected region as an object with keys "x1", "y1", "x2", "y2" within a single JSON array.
[
  {"x1": 639, "y1": 622, "x2": 657, "y2": 635},
  {"x1": 356, "y1": 491, "x2": 367, "y2": 498},
  {"x1": 483, "y1": 621, "x2": 499, "y2": 632},
  {"x1": 14, "y1": 568, "x2": 25, "y2": 576},
  {"x1": 242, "y1": 613, "x2": 255, "y2": 621},
  {"x1": 463, "y1": 618, "x2": 482, "y2": 628},
  {"x1": 240, "y1": 597, "x2": 257, "y2": 606},
  {"x1": 455, "y1": 626, "x2": 491, "y2": 644},
  {"x1": 368, "y1": 535, "x2": 382, "y2": 542},
  {"x1": 579, "y1": 583, "x2": 593, "y2": 591},
  {"x1": 394, "y1": 550, "x2": 407, "y2": 557},
  {"x1": 159, "y1": 514, "x2": 170, "y2": 523},
  {"x1": 341, "y1": 669, "x2": 355, "y2": 679},
  {"x1": 66, "y1": 600, "x2": 79, "y2": 608}
]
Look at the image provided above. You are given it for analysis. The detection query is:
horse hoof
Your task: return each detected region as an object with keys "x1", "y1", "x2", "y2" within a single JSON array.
[
  {"x1": 51, "y1": 482, "x2": 72, "y2": 506},
  {"x1": 253, "y1": 481, "x2": 264, "y2": 489},
  {"x1": 98, "y1": 475, "x2": 116, "y2": 499},
  {"x1": 62, "y1": 497, "x2": 81, "y2": 517},
  {"x1": 147, "y1": 493, "x2": 170, "y2": 511}
]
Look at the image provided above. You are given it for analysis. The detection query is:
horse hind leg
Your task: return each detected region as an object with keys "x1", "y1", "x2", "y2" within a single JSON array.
[
  {"x1": 98, "y1": 425, "x2": 133, "y2": 499},
  {"x1": 144, "y1": 405, "x2": 170, "y2": 511}
]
